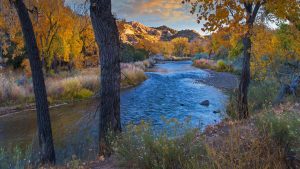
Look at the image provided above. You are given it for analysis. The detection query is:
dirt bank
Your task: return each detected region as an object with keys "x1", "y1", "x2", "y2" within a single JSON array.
[{"x1": 196, "y1": 69, "x2": 239, "y2": 91}]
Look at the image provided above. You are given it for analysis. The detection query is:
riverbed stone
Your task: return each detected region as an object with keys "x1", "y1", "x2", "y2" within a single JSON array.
[
  {"x1": 200, "y1": 100, "x2": 210, "y2": 106},
  {"x1": 213, "y1": 110, "x2": 221, "y2": 114}
]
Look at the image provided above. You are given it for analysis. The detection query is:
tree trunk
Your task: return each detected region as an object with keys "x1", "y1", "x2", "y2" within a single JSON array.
[
  {"x1": 237, "y1": 2, "x2": 262, "y2": 119},
  {"x1": 90, "y1": 0, "x2": 121, "y2": 156},
  {"x1": 0, "y1": 40, "x2": 3, "y2": 63},
  {"x1": 13, "y1": 0, "x2": 55, "y2": 164},
  {"x1": 237, "y1": 31, "x2": 251, "y2": 119}
]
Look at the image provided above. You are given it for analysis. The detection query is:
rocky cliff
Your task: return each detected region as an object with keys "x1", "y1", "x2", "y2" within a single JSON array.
[{"x1": 117, "y1": 21, "x2": 204, "y2": 45}]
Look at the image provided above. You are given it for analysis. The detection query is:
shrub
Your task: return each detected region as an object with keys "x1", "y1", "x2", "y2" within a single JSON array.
[
  {"x1": 1, "y1": 61, "x2": 147, "y2": 105},
  {"x1": 121, "y1": 63, "x2": 147, "y2": 87},
  {"x1": 216, "y1": 60, "x2": 234, "y2": 72},
  {"x1": 206, "y1": 124, "x2": 286, "y2": 169},
  {"x1": 60, "y1": 78, "x2": 82, "y2": 100},
  {"x1": 226, "y1": 79, "x2": 279, "y2": 119},
  {"x1": 226, "y1": 91, "x2": 239, "y2": 119},
  {"x1": 193, "y1": 59, "x2": 215, "y2": 69},
  {"x1": 248, "y1": 80, "x2": 279, "y2": 112},
  {"x1": 0, "y1": 72, "x2": 33, "y2": 105},
  {"x1": 114, "y1": 121, "x2": 211, "y2": 169},
  {"x1": 0, "y1": 146, "x2": 32, "y2": 169},
  {"x1": 193, "y1": 59, "x2": 234, "y2": 72},
  {"x1": 257, "y1": 111, "x2": 300, "y2": 150},
  {"x1": 121, "y1": 44, "x2": 148, "y2": 63},
  {"x1": 75, "y1": 88, "x2": 94, "y2": 99}
]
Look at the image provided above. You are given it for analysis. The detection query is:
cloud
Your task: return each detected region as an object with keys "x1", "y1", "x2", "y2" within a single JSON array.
[
  {"x1": 112, "y1": 0, "x2": 194, "y2": 23},
  {"x1": 64, "y1": 0, "x2": 203, "y2": 33}
]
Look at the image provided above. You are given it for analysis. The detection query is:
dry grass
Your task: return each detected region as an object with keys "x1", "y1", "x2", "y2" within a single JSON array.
[
  {"x1": 0, "y1": 71, "x2": 34, "y2": 103},
  {"x1": 193, "y1": 59, "x2": 234, "y2": 72},
  {"x1": 0, "y1": 61, "x2": 148, "y2": 105},
  {"x1": 111, "y1": 117, "x2": 288, "y2": 169},
  {"x1": 121, "y1": 63, "x2": 147, "y2": 88},
  {"x1": 205, "y1": 120, "x2": 286, "y2": 169}
]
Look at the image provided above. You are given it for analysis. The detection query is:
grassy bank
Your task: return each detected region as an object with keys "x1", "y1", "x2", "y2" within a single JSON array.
[
  {"x1": 0, "y1": 60, "x2": 153, "y2": 108},
  {"x1": 193, "y1": 58, "x2": 234, "y2": 73}
]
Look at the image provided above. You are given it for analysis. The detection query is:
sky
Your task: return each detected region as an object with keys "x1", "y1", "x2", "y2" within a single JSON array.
[{"x1": 65, "y1": 0, "x2": 205, "y2": 34}]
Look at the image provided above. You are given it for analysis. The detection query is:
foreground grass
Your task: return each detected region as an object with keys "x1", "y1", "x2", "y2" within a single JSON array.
[
  {"x1": 112, "y1": 115, "x2": 295, "y2": 169},
  {"x1": 0, "y1": 60, "x2": 152, "y2": 107},
  {"x1": 1, "y1": 104, "x2": 299, "y2": 169}
]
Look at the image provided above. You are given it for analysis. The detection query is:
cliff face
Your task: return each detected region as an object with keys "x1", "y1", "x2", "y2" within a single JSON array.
[{"x1": 117, "y1": 21, "x2": 204, "y2": 45}]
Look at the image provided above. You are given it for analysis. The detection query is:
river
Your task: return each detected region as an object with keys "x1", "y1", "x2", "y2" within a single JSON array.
[{"x1": 0, "y1": 61, "x2": 228, "y2": 164}]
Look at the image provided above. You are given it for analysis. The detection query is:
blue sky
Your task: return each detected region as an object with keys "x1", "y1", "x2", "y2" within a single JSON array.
[{"x1": 65, "y1": 0, "x2": 205, "y2": 34}]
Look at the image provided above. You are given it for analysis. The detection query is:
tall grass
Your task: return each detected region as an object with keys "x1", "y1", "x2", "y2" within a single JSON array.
[
  {"x1": 205, "y1": 123, "x2": 286, "y2": 169},
  {"x1": 0, "y1": 61, "x2": 150, "y2": 106},
  {"x1": 0, "y1": 71, "x2": 34, "y2": 104},
  {"x1": 114, "y1": 121, "x2": 212, "y2": 169},
  {"x1": 0, "y1": 146, "x2": 32, "y2": 169},
  {"x1": 46, "y1": 74, "x2": 98, "y2": 101},
  {"x1": 256, "y1": 110, "x2": 300, "y2": 168},
  {"x1": 121, "y1": 63, "x2": 147, "y2": 87},
  {"x1": 113, "y1": 120, "x2": 287, "y2": 169},
  {"x1": 227, "y1": 79, "x2": 280, "y2": 119},
  {"x1": 193, "y1": 59, "x2": 234, "y2": 72}
]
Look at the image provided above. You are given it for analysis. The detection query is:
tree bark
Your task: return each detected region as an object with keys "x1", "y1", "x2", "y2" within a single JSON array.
[
  {"x1": 13, "y1": 0, "x2": 55, "y2": 164},
  {"x1": 90, "y1": 0, "x2": 121, "y2": 156},
  {"x1": 237, "y1": 2, "x2": 261, "y2": 119},
  {"x1": 0, "y1": 39, "x2": 3, "y2": 63},
  {"x1": 238, "y1": 32, "x2": 251, "y2": 119}
]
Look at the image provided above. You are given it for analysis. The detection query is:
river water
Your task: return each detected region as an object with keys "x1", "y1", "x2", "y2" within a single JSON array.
[{"x1": 0, "y1": 61, "x2": 228, "y2": 163}]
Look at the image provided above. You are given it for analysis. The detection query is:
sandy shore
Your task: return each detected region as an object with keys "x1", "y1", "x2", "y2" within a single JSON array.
[{"x1": 196, "y1": 69, "x2": 239, "y2": 91}]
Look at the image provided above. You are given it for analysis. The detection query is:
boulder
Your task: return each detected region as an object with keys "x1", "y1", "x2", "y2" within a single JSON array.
[
  {"x1": 213, "y1": 110, "x2": 221, "y2": 114},
  {"x1": 200, "y1": 100, "x2": 210, "y2": 106}
]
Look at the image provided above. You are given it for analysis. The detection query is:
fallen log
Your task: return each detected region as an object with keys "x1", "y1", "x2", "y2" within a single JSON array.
[{"x1": 274, "y1": 76, "x2": 300, "y2": 104}]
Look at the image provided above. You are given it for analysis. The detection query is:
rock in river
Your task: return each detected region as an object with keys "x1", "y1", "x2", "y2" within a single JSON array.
[
  {"x1": 213, "y1": 110, "x2": 221, "y2": 114},
  {"x1": 200, "y1": 100, "x2": 210, "y2": 106}
]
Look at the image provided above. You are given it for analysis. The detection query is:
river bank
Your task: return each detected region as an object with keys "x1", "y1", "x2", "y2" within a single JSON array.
[
  {"x1": 0, "y1": 61, "x2": 229, "y2": 168},
  {"x1": 0, "y1": 60, "x2": 155, "y2": 117},
  {"x1": 0, "y1": 60, "x2": 239, "y2": 118},
  {"x1": 196, "y1": 69, "x2": 239, "y2": 91}
]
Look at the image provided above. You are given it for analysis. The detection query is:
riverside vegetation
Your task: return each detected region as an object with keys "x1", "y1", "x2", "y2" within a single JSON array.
[
  {"x1": 0, "y1": 0, "x2": 300, "y2": 168},
  {"x1": 0, "y1": 60, "x2": 152, "y2": 108}
]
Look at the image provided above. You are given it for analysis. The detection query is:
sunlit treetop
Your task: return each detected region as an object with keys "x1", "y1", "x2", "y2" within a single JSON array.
[{"x1": 183, "y1": 0, "x2": 300, "y2": 32}]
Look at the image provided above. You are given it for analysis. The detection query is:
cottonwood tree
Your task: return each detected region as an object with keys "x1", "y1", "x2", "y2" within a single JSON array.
[
  {"x1": 183, "y1": 0, "x2": 300, "y2": 119},
  {"x1": 171, "y1": 37, "x2": 190, "y2": 57},
  {"x1": 90, "y1": 0, "x2": 121, "y2": 156},
  {"x1": 10, "y1": 0, "x2": 56, "y2": 164}
]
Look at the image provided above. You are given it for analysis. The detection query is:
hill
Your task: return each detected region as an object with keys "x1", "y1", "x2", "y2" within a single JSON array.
[{"x1": 117, "y1": 21, "x2": 204, "y2": 45}]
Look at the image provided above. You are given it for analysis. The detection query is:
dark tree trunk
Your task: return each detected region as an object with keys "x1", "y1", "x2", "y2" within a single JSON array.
[
  {"x1": 13, "y1": 0, "x2": 55, "y2": 164},
  {"x1": 237, "y1": 32, "x2": 251, "y2": 119},
  {"x1": 0, "y1": 40, "x2": 3, "y2": 63},
  {"x1": 90, "y1": 0, "x2": 121, "y2": 156},
  {"x1": 237, "y1": 2, "x2": 261, "y2": 119},
  {"x1": 52, "y1": 55, "x2": 59, "y2": 74}
]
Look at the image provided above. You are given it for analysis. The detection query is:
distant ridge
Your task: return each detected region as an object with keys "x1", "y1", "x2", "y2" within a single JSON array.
[
  {"x1": 153, "y1": 25, "x2": 178, "y2": 34},
  {"x1": 117, "y1": 21, "x2": 205, "y2": 45}
]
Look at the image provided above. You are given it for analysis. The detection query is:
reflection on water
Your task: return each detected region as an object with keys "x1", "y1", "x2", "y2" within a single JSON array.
[{"x1": 0, "y1": 61, "x2": 228, "y2": 163}]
